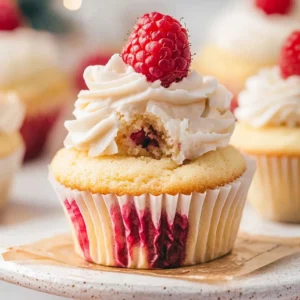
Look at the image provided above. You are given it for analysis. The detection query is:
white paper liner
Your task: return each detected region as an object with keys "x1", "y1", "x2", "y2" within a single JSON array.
[
  {"x1": 248, "y1": 155, "x2": 300, "y2": 223},
  {"x1": 0, "y1": 146, "x2": 24, "y2": 209},
  {"x1": 49, "y1": 158, "x2": 256, "y2": 269}
]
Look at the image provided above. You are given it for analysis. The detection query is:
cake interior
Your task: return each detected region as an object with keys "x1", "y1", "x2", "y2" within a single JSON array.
[{"x1": 116, "y1": 113, "x2": 180, "y2": 161}]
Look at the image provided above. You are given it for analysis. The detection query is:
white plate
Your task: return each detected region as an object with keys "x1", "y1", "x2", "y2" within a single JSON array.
[{"x1": 1, "y1": 158, "x2": 300, "y2": 299}]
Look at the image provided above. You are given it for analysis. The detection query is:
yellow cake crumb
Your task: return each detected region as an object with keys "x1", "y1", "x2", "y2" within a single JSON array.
[
  {"x1": 231, "y1": 122, "x2": 300, "y2": 156},
  {"x1": 51, "y1": 146, "x2": 246, "y2": 196}
]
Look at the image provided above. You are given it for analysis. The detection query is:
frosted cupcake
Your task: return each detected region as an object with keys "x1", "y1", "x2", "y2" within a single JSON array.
[
  {"x1": 195, "y1": 0, "x2": 300, "y2": 110},
  {"x1": 0, "y1": 93, "x2": 25, "y2": 209},
  {"x1": 231, "y1": 31, "x2": 300, "y2": 223},
  {"x1": 50, "y1": 12, "x2": 255, "y2": 269},
  {"x1": 0, "y1": 2, "x2": 73, "y2": 160}
]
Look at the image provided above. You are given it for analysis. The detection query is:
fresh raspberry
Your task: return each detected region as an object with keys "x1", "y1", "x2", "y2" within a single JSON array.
[
  {"x1": 75, "y1": 52, "x2": 111, "y2": 90},
  {"x1": 122, "y1": 12, "x2": 191, "y2": 88},
  {"x1": 0, "y1": 0, "x2": 22, "y2": 31},
  {"x1": 279, "y1": 31, "x2": 300, "y2": 79},
  {"x1": 255, "y1": 0, "x2": 293, "y2": 15}
]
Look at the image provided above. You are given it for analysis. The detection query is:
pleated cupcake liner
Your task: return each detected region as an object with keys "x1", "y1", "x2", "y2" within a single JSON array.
[
  {"x1": 248, "y1": 155, "x2": 300, "y2": 223},
  {"x1": 49, "y1": 158, "x2": 255, "y2": 269},
  {"x1": 0, "y1": 146, "x2": 24, "y2": 209}
]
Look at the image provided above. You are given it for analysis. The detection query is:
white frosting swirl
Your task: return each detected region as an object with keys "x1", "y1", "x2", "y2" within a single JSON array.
[
  {"x1": 209, "y1": 0, "x2": 300, "y2": 62},
  {"x1": 64, "y1": 54, "x2": 235, "y2": 164},
  {"x1": 235, "y1": 67, "x2": 300, "y2": 127},
  {"x1": 0, "y1": 28, "x2": 58, "y2": 86},
  {"x1": 0, "y1": 93, "x2": 25, "y2": 134}
]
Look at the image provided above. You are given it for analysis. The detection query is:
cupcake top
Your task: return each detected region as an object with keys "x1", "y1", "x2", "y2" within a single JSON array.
[
  {"x1": 235, "y1": 30, "x2": 300, "y2": 128},
  {"x1": 64, "y1": 12, "x2": 235, "y2": 165},
  {"x1": 52, "y1": 11, "x2": 245, "y2": 196},
  {"x1": 0, "y1": 28, "x2": 58, "y2": 86},
  {"x1": 64, "y1": 54, "x2": 235, "y2": 164},
  {"x1": 209, "y1": 0, "x2": 300, "y2": 63},
  {"x1": 52, "y1": 145, "x2": 245, "y2": 195},
  {"x1": 64, "y1": 11, "x2": 235, "y2": 165},
  {"x1": 235, "y1": 67, "x2": 300, "y2": 127},
  {"x1": 0, "y1": 92, "x2": 25, "y2": 134},
  {"x1": 231, "y1": 31, "x2": 300, "y2": 156}
]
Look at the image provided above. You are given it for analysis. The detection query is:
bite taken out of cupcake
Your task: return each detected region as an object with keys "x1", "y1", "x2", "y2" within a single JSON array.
[
  {"x1": 231, "y1": 31, "x2": 300, "y2": 223},
  {"x1": 50, "y1": 12, "x2": 256, "y2": 269},
  {"x1": 195, "y1": 0, "x2": 300, "y2": 111},
  {"x1": 0, "y1": 93, "x2": 25, "y2": 209},
  {"x1": 0, "y1": 0, "x2": 74, "y2": 161}
]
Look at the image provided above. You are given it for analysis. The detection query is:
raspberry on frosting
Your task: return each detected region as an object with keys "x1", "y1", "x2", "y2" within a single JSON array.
[
  {"x1": 279, "y1": 30, "x2": 300, "y2": 78},
  {"x1": 121, "y1": 12, "x2": 191, "y2": 88},
  {"x1": 255, "y1": 0, "x2": 293, "y2": 15},
  {"x1": 0, "y1": 0, "x2": 22, "y2": 31}
]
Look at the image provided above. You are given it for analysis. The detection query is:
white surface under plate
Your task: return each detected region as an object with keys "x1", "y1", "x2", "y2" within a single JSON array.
[{"x1": 1, "y1": 158, "x2": 300, "y2": 299}]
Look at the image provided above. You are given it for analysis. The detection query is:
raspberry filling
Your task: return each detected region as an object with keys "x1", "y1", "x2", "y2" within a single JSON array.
[
  {"x1": 130, "y1": 128, "x2": 159, "y2": 149},
  {"x1": 64, "y1": 199, "x2": 92, "y2": 262}
]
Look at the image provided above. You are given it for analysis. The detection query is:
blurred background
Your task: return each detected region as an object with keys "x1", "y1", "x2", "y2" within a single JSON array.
[{"x1": 17, "y1": 0, "x2": 231, "y2": 71}]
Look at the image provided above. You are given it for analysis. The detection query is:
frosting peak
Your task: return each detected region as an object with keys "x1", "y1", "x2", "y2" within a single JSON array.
[
  {"x1": 235, "y1": 67, "x2": 300, "y2": 128},
  {"x1": 65, "y1": 54, "x2": 235, "y2": 164},
  {"x1": 0, "y1": 93, "x2": 25, "y2": 134}
]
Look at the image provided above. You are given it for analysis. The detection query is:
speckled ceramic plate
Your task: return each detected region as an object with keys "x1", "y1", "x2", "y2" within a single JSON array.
[
  {"x1": 1, "y1": 159, "x2": 300, "y2": 299},
  {"x1": 1, "y1": 248, "x2": 300, "y2": 300}
]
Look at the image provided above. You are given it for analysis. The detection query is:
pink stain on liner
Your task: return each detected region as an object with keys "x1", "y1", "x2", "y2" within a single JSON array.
[
  {"x1": 112, "y1": 201, "x2": 189, "y2": 268},
  {"x1": 64, "y1": 199, "x2": 92, "y2": 262},
  {"x1": 66, "y1": 199, "x2": 189, "y2": 268},
  {"x1": 110, "y1": 203, "x2": 128, "y2": 267}
]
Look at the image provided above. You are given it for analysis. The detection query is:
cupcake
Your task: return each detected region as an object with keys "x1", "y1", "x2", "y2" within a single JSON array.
[
  {"x1": 195, "y1": 0, "x2": 300, "y2": 110},
  {"x1": 231, "y1": 31, "x2": 300, "y2": 223},
  {"x1": 50, "y1": 12, "x2": 255, "y2": 269},
  {"x1": 0, "y1": 1, "x2": 73, "y2": 161},
  {"x1": 0, "y1": 93, "x2": 25, "y2": 209}
]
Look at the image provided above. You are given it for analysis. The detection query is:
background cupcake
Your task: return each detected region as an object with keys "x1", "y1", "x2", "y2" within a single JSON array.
[
  {"x1": 50, "y1": 12, "x2": 255, "y2": 269},
  {"x1": 231, "y1": 31, "x2": 300, "y2": 223},
  {"x1": 0, "y1": 92, "x2": 25, "y2": 209},
  {"x1": 0, "y1": 0, "x2": 74, "y2": 161},
  {"x1": 194, "y1": 0, "x2": 300, "y2": 111}
]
